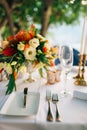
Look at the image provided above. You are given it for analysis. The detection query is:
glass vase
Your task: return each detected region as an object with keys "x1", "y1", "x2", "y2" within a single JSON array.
[{"x1": 26, "y1": 62, "x2": 35, "y2": 83}]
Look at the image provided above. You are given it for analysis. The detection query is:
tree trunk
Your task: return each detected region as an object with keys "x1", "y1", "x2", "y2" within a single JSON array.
[
  {"x1": 0, "y1": 0, "x2": 15, "y2": 35},
  {"x1": 41, "y1": 0, "x2": 54, "y2": 36}
]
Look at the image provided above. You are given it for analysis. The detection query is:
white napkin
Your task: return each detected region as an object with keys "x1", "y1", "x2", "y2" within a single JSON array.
[
  {"x1": 71, "y1": 66, "x2": 78, "y2": 73},
  {"x1": 73, "y1": 90, "x2": 87, "y2": 100}
]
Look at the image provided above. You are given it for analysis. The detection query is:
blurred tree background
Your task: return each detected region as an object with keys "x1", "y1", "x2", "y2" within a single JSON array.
[{"x1": 0, "y1": 0, "x2": 87, "y2": 39}]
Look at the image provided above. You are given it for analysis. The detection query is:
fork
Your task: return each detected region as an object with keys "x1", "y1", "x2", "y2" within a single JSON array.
[
  {"x1": 52, "y1": 94, "x2": 61, "y2": 122},
  {"x1": 46, "y1": 90, "x2": 53, "y2": 121}
]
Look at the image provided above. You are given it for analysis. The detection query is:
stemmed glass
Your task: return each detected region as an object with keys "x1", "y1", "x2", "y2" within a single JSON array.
[
  {"x1": 60, "y1": 45, "x2": 73, "y2": 97},
  {"x1": 26, "y1": 62, "x2": 35, "y2": 82}
]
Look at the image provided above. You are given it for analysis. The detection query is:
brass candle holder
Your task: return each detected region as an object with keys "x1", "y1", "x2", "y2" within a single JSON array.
[
  {"x1": 73, "y1": 54, "x2": 83, "y2": 79},
  {"x1": 74, "y1": 54, "x2": 87, "y2": 86}
]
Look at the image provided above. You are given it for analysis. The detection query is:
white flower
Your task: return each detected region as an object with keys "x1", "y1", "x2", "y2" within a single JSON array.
[
  {"x1": 36, "y1": 34, "x2": 45, "y2": 41},
  {"x1": 0, "y1": 62, "x2": 4, "y2": 70},
  {"x1": 44, "y1": 41, "x2": 51, "y2": 51},
  {"x1": 24, "y1": 46, "x2": 36, "y2": 61},
  {"x1": 4, "y1": 63, "x2": 12, "y2": 74},
  {"x1": 11, "y1": 61, "x2": 17, "y2": 66},
  {"x1": 29, "y1": 38, "x2": 39, "y2": 48},
  {"x1": 34, "y1": 62, "x2": 44, "y2": 69},
  {"x1": 17, "y1": 42, "x2": 25, "y2": 51},
  {"x1": 18, "y1": 65, "x2": 26, "y2": 73}
]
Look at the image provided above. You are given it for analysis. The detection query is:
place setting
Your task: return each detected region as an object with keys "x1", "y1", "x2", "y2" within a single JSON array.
[
  {"x1": 0, "y1": 87, "x2": 40, "y2": 117},
  {"x1": 46, "y1": 90, "x2": 61, "y2": 122}
]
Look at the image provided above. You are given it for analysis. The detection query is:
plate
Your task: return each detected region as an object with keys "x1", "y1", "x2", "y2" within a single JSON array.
[{"x1": 0, "y1": 92, "x2": 40, "y2": 116}]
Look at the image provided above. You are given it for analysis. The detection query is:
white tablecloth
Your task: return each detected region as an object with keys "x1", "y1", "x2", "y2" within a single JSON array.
[{"x1": 0, "y1": 68, "x2": 87, "y2": 130}]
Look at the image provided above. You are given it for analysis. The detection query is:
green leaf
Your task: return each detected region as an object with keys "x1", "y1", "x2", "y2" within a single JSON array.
[
  {"x1": 38, "y1": 68, "x2": 44, "y2": 77},
  {"x1": 36, "y1": 41, "x2": 45, "y2": 51},
  {"x1": 36, "y1": 53, "x2": 48, "y2": 64},
  {"x1": 6, "y1": 73, "x2": 16, "y2": 95}
]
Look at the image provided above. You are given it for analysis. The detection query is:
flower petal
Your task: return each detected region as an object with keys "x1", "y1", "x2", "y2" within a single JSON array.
[{"x1": 24, "y1": 46, "x2": 36, "y2": 61}]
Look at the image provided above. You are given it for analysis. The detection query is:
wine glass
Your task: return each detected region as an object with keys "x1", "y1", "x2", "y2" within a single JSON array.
[{"x1": 60, "y1": 45, "x2": 73, "y2": 97}]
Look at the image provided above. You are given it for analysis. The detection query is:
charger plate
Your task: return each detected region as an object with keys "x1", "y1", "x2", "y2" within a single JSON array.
[{"x1": 0, "y1": 91, "x2": 40, "y2": 116}]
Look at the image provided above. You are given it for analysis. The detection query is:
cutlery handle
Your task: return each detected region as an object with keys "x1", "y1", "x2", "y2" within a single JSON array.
[
  {"x1": 56, "y1": 104, "x2": 60, "y2": 122},
  {"x1": 24, "y1": 95, "x2": 27, "y2": 107},
  {"x1": 47, "y1": 101, "x2": 53, "y2": 121}
]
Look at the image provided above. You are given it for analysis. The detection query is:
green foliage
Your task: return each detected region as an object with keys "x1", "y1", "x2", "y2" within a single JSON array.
[
  {"x1": 5, "y1": 47, "x2": 25, "y2": 94},
  {"x1": 0, "y1": 5, "x2": 6, "y2": 19},
  {"x1": 6, "y1": 71, "x2": 16, "y2": 94},
  {"x1": 36, "y1": 41, "x2": 49, "y2": 64},
  {"x1": 38, "y1": 68, "x2": 43, "y2": 78},
  {"x1": 36, "y1": 52, "x2": 48, "y2": 64},
  {"x1": 51, "y1": 0, "x2": 83, "y2": 25},
  {"x1": 38, "y1": 67, "x2": 47, "y2": 78},
  {"x1": 0, "y1": 0, "x2": 87, "y2": 37},
  {"x1": 36, "y1": 41, "x2": 45, "y2": 51},
  {"x1": 2, "y1": 27, "x2": 11, "y2": 39}
]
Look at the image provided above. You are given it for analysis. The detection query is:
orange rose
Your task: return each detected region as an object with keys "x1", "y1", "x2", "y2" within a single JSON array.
[
  {"x1": 24, "y1": 43, "x2": 30, "y2": 50},
  {"x1": 42, "y1": 47, "x2": 48, "y2": 52},
  {"x1": 50, "y1": 61, "x2": 55, "y2": 66}
]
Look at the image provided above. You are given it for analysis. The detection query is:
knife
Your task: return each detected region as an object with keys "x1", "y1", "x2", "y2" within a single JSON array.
[{"x1": 23, "y1": 87, "x2": 28, "y2": 107}]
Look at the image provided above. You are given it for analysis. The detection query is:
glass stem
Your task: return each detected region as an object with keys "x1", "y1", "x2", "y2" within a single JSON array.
[
  {"x1": 64, "y1": 72, "x2": 68, "y2": 93},
  {"x1": 29, "y1": 72, "x2": 32, "y2": 79}
]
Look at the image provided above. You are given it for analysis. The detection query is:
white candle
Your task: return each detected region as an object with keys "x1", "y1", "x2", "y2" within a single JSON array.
[
  {"x1": 84, "y1": 35, "x2": 87, "y2": 54},
  {"x1": 80, "y1": 17, "x2": 86, "y2": 55}
]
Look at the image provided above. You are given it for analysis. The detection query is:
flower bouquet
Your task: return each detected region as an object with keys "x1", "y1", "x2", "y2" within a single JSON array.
[{"x1": 0, "y1": 25, "x2": 57, "y2": 94}]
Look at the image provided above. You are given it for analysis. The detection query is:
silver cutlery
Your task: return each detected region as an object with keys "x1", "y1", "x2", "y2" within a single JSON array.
[
  {"x1": 52, "y1": 93, "x2": 61, "y2": 122},
  {"x1": 23, "y1": 87, "x2": 28, "y2": 107},
  {"x1": 46, "y1": 90, "x2": 53, "y2": 121}
]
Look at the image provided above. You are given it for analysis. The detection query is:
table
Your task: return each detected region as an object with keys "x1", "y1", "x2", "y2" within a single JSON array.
[{"x1": 0, "y1": 67, "x2": 87, "y2": 130}]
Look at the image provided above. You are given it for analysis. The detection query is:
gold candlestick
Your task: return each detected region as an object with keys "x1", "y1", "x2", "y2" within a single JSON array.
[
  {"x1": 79, "y1": 54, "x2": 87, "y2": 86},
  {"x1": 74, "y1": 54, "x2": 87, "y2": 86},
  {"x1": 73, "y1": 55, "x2": 83, "y2": 79}
]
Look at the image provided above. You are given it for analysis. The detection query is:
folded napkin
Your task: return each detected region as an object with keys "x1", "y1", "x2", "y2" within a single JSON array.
[
  {"x1": 71, "y1": 66, "x2": 78, "y2": 73},
  {"x1": 73, "y1": 90, "x2": 87, "y2": 100}
]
